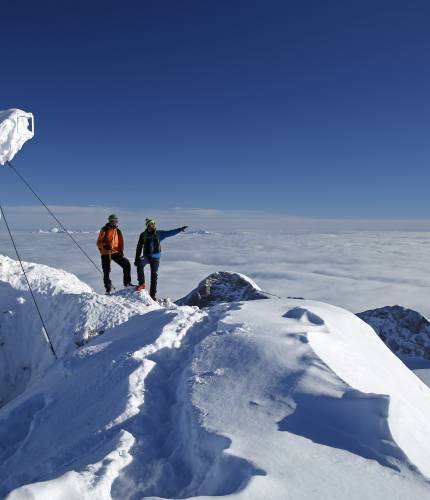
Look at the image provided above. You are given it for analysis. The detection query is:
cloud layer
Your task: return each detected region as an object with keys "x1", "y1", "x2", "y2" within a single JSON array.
[{"x1": 2, "y1": 210, "x2": 430, "y2": 318}]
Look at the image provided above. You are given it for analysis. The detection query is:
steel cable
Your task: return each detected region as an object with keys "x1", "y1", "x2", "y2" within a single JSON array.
[
  {"x1": 7, "y1": 160, "x2": 103, "y2": 277},
  {"x1": 0, "y1": 204, "x2": 57, "y2": 358}
]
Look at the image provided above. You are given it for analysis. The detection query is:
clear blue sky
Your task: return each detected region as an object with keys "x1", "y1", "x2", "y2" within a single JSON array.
[{"x1": 1, "y1": 0, "x2": 430, "y2": 217}]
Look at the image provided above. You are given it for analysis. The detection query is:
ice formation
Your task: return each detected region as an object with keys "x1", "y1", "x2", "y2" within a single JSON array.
[{"x1": 0, "y1": 108, "x2": 34, "y2": 165}]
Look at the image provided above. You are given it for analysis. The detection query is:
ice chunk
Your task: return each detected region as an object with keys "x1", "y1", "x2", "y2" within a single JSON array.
[{"x1": 0, "y1": 108, "x2": 34, "y2": 165}]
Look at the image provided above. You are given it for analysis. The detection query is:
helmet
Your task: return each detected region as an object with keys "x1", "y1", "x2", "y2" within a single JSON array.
[{"x1": 108, "y1": 214, "x2": 119, "y2": 223}]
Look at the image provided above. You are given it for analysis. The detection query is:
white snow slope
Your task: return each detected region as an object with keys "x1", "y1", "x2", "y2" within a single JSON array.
[
  {"x1": 0, "y1": 109, "x2": 34, "y2": 165},
  {"x1": 0, "y1": 255, "x2": 430, "y2": 499}
]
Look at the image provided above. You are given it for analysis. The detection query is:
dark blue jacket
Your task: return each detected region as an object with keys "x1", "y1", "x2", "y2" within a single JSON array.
[{"x1": 135, "y1": 228, "x2": 182, "y2": 261}]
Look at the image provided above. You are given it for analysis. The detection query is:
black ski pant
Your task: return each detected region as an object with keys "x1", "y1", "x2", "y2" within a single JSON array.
[
  {"x1": 101, "y1": 253, "x2": 131, "y2": 291},
  {"x1": 136, "y1": 256, "x2": 159, "y2": 298}
]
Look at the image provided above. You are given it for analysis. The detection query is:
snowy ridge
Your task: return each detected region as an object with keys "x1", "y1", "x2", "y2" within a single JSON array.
[
  {"x1": 0, "y1": 255, "x2": 156, "y2": 407},
  {"x1": 0, "y1": 257, "x2": 430, "y2": 498}
]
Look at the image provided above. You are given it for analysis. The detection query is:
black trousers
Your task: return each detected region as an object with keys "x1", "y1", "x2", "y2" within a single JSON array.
[
  {"x1": 136, "y1": 256, "x2": 160, "y2": 298},
  {"x1": 101, "y1": 253, "x2": 131, "y2": 291}
]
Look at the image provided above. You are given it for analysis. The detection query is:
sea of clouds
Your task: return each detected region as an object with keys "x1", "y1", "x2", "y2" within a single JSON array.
[{"x1": 2, "y1": 206, "x2": 430, "y2": 317}]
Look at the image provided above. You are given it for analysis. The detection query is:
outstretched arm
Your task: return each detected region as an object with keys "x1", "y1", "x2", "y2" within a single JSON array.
[{"x1": 158, "y1": 226, "x2": 188, "y2": 241}]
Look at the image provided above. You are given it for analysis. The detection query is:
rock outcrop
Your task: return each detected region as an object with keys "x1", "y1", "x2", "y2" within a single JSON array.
[
  {"x1": 176, "y1": 271, "x2": 270, "y2": 308},
  {"x1": 358, "y1": 305, "x2": 430, "y2": 360}
]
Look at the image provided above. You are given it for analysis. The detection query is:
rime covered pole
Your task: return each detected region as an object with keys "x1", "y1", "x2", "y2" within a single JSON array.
[{"x1": 0, "y1": 108, "x2": 34, "y2": 165}]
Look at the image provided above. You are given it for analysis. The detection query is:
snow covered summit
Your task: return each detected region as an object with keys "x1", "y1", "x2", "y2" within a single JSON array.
[{"x1": 0, "y1": 256, "x2": 430, "y2": 499}]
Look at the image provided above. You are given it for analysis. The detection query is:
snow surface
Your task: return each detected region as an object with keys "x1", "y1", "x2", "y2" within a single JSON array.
[
  {"x1": 0, "y1": 109, "x2": 34, "y2": 165},
  {"x1": 1, "y1": 256, "x2": 430, "y2": 499},
  {"x1": 0, "y1": 255, "x2": 157, "y2": 407}
]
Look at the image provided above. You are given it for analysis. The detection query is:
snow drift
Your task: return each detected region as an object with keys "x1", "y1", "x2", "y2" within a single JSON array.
[
  {"x1": 0, "y1": 257, "x2": 430, "y2": 499},
  {"x1": 0, "y1": 255, "x2": 155, "y2": 407},
  {"x1": 0, "y1": 109, "x2": 34, "y2": 165}
]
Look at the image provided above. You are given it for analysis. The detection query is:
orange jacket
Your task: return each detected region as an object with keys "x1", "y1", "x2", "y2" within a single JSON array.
[{"x1": 97, "y1": 224, "x2": 124, "y2": 255}]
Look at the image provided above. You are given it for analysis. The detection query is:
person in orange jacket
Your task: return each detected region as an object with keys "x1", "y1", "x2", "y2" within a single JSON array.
[{"x1": 96, "y1": 214, "x2": 132, "y2": 294}]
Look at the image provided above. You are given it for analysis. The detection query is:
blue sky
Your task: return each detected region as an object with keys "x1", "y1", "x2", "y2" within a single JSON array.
[{"x1": 1, "y1": 1, "x2": 430, "y2": 218}]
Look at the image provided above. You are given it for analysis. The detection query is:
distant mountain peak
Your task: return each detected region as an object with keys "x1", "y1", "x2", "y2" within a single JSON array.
[{"x1": 358, "y1": 305, "x2": 430, "y2": 360}]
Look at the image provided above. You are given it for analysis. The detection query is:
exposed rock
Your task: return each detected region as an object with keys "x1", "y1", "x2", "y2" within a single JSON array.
[
  {"x1": 176, "y1": 271, "x2": 271, "y2": 308},
  {"x1": 357, "y1": 305, "x2": 430, "y2": 360}
]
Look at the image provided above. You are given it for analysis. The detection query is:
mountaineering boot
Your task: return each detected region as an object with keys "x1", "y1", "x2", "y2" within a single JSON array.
[{"x1": 136, "y1": 284, "x2": 145, "y2": 292}]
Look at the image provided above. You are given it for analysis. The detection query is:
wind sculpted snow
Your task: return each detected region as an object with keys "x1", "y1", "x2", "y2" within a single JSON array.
[
  {"x1": 0, "y1": 109, "x2": 34, "y2": 165},
  {"x1": 0, "y1": 255, "x2": 155, "y2": 407},
  {"x1": 0, "y1": 257, "x2": 430, "y2": 499}
]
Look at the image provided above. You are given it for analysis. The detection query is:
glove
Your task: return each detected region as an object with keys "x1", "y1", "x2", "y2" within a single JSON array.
[
  {"x1": 103, "y1": 244, "x2": 112, "y2": 250},
  {"x1": 180, "y1": 226, "x2": 188, "y2": 232},
  {"x1": 134, "y1": 260, "x2": 139, "y2": 266}
]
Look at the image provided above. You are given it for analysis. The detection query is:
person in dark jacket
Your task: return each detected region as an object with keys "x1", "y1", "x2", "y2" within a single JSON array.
[
  {"x1": 135, "y1": 218, "x2": 187, "y2": 299},
  {"x1": 97, "y1": 214, "x2": 132, "y2": 294}
]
